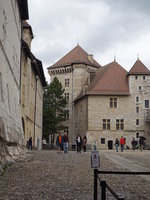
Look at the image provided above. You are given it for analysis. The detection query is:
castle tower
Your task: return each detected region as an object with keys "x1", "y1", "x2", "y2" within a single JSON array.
[
  {"x1": 48, "y1": 45, "x2": 101, "y2": 144},
  {"x1": 128, "y1": 59, "x2": 150, "y2": 145}
]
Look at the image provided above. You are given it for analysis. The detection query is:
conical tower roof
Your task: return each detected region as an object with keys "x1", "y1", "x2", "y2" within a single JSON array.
[
  {"x1": 128, "y1": 59, "x2": 150, "y2": 75},
  {"x1": 48, "y1": 45, "x2": 101, "y2": 69}
]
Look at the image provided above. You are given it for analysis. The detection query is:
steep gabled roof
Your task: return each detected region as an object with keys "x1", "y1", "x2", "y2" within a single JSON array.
[
  {"x1": 48, "y1": 45, "x2": 101, "y2": 69},
  {"x1": 75, "y1": 61, "x2": 129, "y2": 102},
  {"x1": 128, "y1": 59, "x2": 150, "y2": 75},
  {"x1": 87, "y1": 61, "x2": 129, "y2": 95}
]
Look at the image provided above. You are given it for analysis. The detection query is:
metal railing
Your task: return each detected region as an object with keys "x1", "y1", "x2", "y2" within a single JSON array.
[{"x1": 94, "y1": 169, "x2": 150, "y2": 200}]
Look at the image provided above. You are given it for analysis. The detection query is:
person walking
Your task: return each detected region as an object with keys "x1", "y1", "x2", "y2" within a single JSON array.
[
  {"x1": 42, "y1": 138, "x2": 47, "y2": 150},
  {"x1": 120, "y1": 136, "x2": 125, "y2": 152},
  {"x1": 76, "y1": 134, "x2": 82, "y2": 153},
  {"x1": 56, "y1": 132, "x2": 63, "y2": 153},
  {"x1": 139, "y1": 136, "x2": 145, "y2": 151},
  {"x1": 63, "y1": 131, "x2": 69, "y2": 153},
  {"x1": 94, "y1": 141, "x2": 97, "y2": 150},
  {"x1": 131, "y1": 137, "x2": 137, "y2": 151},
  {"x1": 82, "y1": 136, "x2": 87, "y2": 153},
  {"x1": 115, "y1": 138, "x2": 119, "y2": 152},
  {"x1": 28, "y1": 137, "x2": 32, "y2": 150}
]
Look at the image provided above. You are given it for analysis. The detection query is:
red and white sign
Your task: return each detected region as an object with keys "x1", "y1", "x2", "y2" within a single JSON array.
[{"x1": 91, "y1": 150, "x2": 100, "y2": 168}]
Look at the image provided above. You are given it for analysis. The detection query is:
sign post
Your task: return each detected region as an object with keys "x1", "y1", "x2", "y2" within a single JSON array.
[{"x1": 91, "y1": 151, "x2": 100, "y2": 200}]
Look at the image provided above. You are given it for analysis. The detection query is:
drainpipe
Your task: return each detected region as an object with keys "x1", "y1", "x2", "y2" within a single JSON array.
[
  {"x1": 71, "y1": 64, "x2": 74, "y2": 145},
  {"x1": 33, "y1": 75, "x2": 39, "y2": 147}
]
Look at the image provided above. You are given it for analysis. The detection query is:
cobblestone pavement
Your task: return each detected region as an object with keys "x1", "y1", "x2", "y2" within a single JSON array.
[{"x1": 0, "y1": 150, "x2": 150, "y2": 200}]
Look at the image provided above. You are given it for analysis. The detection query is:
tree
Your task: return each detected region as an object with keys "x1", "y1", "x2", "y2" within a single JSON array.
[{"x1": 43, "y1": 77, "x2": 67, "y2": 143}]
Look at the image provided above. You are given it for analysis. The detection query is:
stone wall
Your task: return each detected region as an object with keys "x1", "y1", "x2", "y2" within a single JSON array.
[
  {"x1": 74, "y1": 96, "x2": 88, "y2": 142},
  {"x1": 0, "y1": 1, "x2": 24, "y2": 168},
  {"x1": 75, "y1": 74, "x2": 150, "y2": 150},
  {"x1": 21, "y1": 26, "x2": 44, "y2": 149}
]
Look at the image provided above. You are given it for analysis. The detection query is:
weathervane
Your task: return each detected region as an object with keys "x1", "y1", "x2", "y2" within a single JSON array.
[
  {"x1": 114, "y1": 50, "x2": 116, "y2": 62},
  {"x1": 137, "y1": 52, "x2": 139, "y2": 60}
]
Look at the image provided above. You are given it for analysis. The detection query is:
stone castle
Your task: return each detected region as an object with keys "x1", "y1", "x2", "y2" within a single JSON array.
[{"x1": 48, "y1": 45, "x2": 150, "y2": 149}]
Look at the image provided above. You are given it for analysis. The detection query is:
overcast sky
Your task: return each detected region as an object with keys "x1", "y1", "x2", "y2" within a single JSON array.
[{"x1": 28, "y1": 0, "x2": 150, "y2": 82}]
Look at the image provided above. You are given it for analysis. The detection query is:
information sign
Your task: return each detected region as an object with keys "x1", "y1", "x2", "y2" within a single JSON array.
[{"x1": 91, "y1": 150, "x2": 100, "y2": 168}]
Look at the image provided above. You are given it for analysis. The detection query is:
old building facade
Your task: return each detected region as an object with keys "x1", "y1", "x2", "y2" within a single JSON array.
[
  {"x1": 48, "y1": 45, "x2": 100, "y2": 143},
  {"x1": 74, "y1": 59, "x2": 150, "y2": 149},
  {"x1": 0, "y1": 1, "x2": 29, "y2": 167},
  {"x1": 21, "y1": 21, "x2": 46, "y2": 149},
  {"x1": 48, "y1": 45, "x2": 150, "y2": 149}
]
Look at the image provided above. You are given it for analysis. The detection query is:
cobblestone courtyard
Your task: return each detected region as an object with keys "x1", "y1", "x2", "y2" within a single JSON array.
[{"x1": 0, "y1": 150, "x2": 150, "y2": 200}]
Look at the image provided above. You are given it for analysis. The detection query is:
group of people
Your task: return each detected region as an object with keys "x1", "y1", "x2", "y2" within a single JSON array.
[
  {"x1": 115, "y1": 136, "x2": 146, "y2": 152},
  {"x1": 115, "y1": 136, "x2": 125, "y2": 152},
  {"x1": 131, "y1": 137, "x2": 145, "y2": 151},
  {"x1": 76, "y1": 134, "x2": 87, "y2": 153},
  {"x1": 56, "y1": 131, "x2": 69, "y2": 153}
]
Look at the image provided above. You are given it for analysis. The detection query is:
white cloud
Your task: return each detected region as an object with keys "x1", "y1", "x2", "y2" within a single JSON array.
[{"x1": 28, "y1": 0, "x2": 150, "y2": 82}]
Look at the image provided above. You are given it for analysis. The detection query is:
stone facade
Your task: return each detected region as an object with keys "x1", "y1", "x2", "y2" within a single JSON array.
[
  {"x1": 48, "y1": 46, "x2": 150, "y2": 150},
  {"x1": 0, "y1": 1, "x2": 28, "y2": 167},
  {"x1": 74, "y1": 65, "x2": 150, "y2": 149},
  {"x1": 21, "y1": 22, "x2": 46, "y2": 149}
]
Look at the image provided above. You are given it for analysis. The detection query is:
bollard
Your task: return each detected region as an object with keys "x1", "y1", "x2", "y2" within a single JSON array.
[
  {"x1": 94, "y1": 169, "x2": 98, "y2": 200},
  {"x1": 100, "y1": 181, "x2": 106, "y2": 200}
]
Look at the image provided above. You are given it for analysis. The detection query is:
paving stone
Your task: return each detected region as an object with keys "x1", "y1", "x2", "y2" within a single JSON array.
[{"x1": 0, "y1": 150, "x2": 149, "y2": 200}]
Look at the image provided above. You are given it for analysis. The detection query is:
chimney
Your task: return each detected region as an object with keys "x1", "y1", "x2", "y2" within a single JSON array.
[
  {"x1": 88, "y1": 54, "x2": 93, "y2": 63},
  {"x1": 90, "y1": 72, "x2": 95, "y2": 83}
]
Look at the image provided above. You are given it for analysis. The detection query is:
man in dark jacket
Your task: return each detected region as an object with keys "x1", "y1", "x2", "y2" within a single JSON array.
[{"x1": 76, "y1": 134, "x2": 82, "y2": 153}]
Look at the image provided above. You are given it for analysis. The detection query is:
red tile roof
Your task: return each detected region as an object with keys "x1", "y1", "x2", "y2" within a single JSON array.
[
  {"x1": 87, "y1": 61, "x2": 129, "y2": 95},
  {"x1": 48, "y1": 45, "x2": 101, "y2": 69},
  {"x1": 128, "y1": 59, "x2": 150, "y2": 75}
]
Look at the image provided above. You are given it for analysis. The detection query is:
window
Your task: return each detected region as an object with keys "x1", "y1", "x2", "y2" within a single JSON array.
[
  {"x1": 136, "y1": 132, "x2": 139, "y2": 138},
  {"x1": 101, "y1": 138, "x2": 105, "y2": 144},
  {"x1": 136, "y1": 107, "x2": 139, "y2": 113},
  {"x1": 110, "y1": 98, "x2": 117, "y2": 108},
  {"x1": 64, "y1": 110, "x2": 69, "y2": 120},
  {"x1": 116, "y1": 119, "x2": 124, "y2": 130},
  {"x1": 136, "y1": 119, "x2": 139, "y2": 125},
  {"x1": 145, "y1": 100, "x2": 149, "y2": 108},
  {"x1": 143, "y1": 76, "x2": 146, "y2": 80},
  {"x1": 139, "y1": 86, "x2": 142, "y2": 91},
  {"x1": 136, "y1": 96, "x2": 139, "y2": 103},
  {"x1": 103, "y1": 119, "x2": 110, "y2": 130},
  {"x1": 65, "y1": 79, "x2": 69, "y2": 87},
  {"x1": 135, "y1": 76, "x2": 138, "y2": 80},
  {"x1": 64, "y1": 93, "x2": 69, "y2": 102}
]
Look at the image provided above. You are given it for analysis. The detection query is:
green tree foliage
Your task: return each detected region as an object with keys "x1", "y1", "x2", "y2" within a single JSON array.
[{"x1": 43, "y1": 77, "x2": 67, "y2": 142}]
